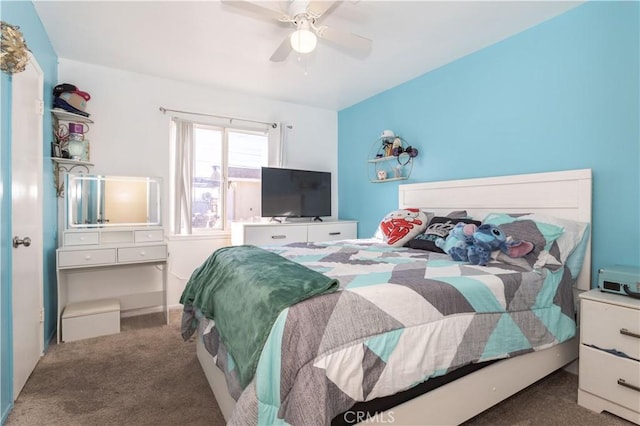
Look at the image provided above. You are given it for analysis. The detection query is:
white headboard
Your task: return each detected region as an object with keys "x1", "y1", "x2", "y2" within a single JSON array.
[{"x1": 398, "y1": 169, "x2": 592, "y2": 291}]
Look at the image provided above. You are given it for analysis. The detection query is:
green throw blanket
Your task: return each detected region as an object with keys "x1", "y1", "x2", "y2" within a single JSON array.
[{"x1": 180, "y1": 245, "x2": 339, "y2": 388}]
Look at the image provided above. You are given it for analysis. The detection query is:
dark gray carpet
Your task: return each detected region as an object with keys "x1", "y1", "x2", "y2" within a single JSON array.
[{"x1": 6, "y1": 311, "x2": 634, "y2": 426}]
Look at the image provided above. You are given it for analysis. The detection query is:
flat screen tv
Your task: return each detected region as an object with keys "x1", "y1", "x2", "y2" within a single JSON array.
[{"x1": 261, "y1": 167, "x2": 331, "y2": 219}]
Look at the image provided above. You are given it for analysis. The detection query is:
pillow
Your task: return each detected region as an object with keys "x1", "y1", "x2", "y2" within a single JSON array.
[
  {"x1": 482, "y1": 213, "x2": 565, "y2": 270},
  {"x1": 508, "y1": 213, "x2": 590, "y2": 278},
  {"x1": 405, "y1": 216, "x2": 481, "y2": 252},
  {"x1": 565, "y1": 224, "x2": 591, "y2": 279},
  {"x1": 445, "y1": 210, "x2": 469, "y2": 219},
  {"x1": 376, "y1": 208, "x2": 430, "y2": 247},
  {"x1": 374, "y1": 210, "x2": 433, "y2": 240},
  {"x1": 423, "y1": 211, "x2": 435, "y2": 225}
]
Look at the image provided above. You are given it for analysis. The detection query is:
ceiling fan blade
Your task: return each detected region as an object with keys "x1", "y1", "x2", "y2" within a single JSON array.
[
  {"x1": 306, "y1": 1, "x2": 338, "y2": 19},
  {"x1": 316, "y1": 26, "x2": 372, "y2": 53},
  {"x1": 270, "y1": 36, "x2": 293, "y2": 62},
  {"x1": 220, "y1": 0, "x2": 290, "y2": 22}
]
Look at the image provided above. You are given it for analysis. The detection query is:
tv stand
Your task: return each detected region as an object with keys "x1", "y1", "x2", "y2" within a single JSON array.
[{"x1": 231, "y1": 220, "x2": 357, "y2": 246}]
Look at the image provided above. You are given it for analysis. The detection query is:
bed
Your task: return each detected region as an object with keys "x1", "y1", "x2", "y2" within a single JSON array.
[{"x1": 182, "y1": 168, "x2": 592, "y2": 425}]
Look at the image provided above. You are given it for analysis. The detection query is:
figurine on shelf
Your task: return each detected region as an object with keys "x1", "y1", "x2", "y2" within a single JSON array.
[
  {"x1": 377, "y1": 170, "x2": 387, "y2": 181},
  {"x1": 381, "y1": 129, "x2": 395, "y2": 143},
  {"x1": 51, "y1": 142, "x2": 62, "y2": 158},
  {"x1": 384, "y1": 142, "x2": 393, "y2": 157},
  {"x1": 381, "y1": 130, "x2": 395, "y2": 157}
]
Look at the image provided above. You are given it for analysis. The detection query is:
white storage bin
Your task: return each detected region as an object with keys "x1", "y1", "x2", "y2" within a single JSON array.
[{"x1": 62, "y1": 298, "x2": 121, "y2": 342}]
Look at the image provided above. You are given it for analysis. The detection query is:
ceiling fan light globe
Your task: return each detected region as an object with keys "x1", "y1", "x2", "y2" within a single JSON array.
[{"x1": 290, "y1": 29, "x2": 317, "y2": 54}]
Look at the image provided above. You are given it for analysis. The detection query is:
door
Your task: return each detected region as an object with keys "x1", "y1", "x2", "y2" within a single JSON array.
[{"x1": 11, "y1": 53, "x2": 44, "y2": 398}]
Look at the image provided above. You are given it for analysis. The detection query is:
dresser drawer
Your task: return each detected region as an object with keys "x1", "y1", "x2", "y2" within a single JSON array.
[
  {"x1": 244, "y1": 225, "x2": 307, "y2": 246},
  {"x1": 117, "y1": 245, "x2": 167, "y2": 263},
  {"x1": 581, "y1": 298, "x2": 640, "y2": 360},
  {"x1": 308, "y1": 222, "x2": 357, "y2": 242},
  {"x1": 58, "y1": 248, "x2": 116, "y2": 268},
  {"x1": 64, "y1": 232, "x2": 99, "y2": 246},
  {"x1": 579, "y1": 345, "x2": 640, "y2": 413},
  {"x1": 134, "y1": 230, "x2": 164, "y2": 243}
]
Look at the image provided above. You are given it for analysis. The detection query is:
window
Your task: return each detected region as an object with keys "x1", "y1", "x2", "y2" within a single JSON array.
[{"x1": 170, "y1": 118, "x2": 277, "y2": 235}]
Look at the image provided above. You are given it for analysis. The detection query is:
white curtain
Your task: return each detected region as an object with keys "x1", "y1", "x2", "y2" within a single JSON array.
[
  {"x1": 173, "y1": 119, "x2": 193, "y2": 234},
  {"x1": 274, "y1": 122, "x2": 293, "y2": 167},
  {"x1": 267, "y1": 125, "x2": 281, "y2": 167}
]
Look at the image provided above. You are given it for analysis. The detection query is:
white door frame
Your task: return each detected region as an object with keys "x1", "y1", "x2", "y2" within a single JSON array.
[{"x1": 11, "y1": 52, "x2": 44, "y2": 399}]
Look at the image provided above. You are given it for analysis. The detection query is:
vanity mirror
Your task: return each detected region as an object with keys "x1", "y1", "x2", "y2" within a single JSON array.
[{"x1": 65, "y1": 174, "x2": 161, "y2": 228}]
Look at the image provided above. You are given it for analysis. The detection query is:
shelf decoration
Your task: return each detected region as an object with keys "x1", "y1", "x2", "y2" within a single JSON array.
[
  {"x1": 1, "y1": 21, "x2": 30, "y2": 74},
  {"x1": 367, "y1": 130, "x2": 418, "y2": 183}
]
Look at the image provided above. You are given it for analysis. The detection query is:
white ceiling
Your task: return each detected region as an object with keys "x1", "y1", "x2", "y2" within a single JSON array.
[{"x1": 33, "y1": 1, "x2": 581, "y2": 111}]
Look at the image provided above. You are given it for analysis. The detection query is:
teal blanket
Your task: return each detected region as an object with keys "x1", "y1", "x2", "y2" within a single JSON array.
[{"x1": 180, "y1": 245, "x2": 339, "y2": 388}]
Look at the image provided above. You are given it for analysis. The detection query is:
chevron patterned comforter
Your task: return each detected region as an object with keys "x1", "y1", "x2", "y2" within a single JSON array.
[{"x1": 184, "y1": 239, "x2": 576, "y2": 425}]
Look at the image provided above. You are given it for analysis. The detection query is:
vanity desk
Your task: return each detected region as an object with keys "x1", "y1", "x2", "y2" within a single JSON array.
[{"x1": 56, "y1": 174, "x2": 167, "y2": 343}]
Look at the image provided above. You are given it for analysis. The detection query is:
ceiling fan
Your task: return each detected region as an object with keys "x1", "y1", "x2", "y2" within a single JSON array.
[{"x1": 221, "y1": 0, "x2": 372, "y2": 62}]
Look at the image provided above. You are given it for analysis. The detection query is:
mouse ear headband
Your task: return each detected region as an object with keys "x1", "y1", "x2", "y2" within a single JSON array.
[{"x1": 394, "y1": 146, "x2": 418, "y2": 165}]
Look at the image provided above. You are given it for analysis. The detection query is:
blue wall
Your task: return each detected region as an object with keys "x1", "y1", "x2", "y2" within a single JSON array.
[
  {"x1": 1, "y1": 2, "x2": 58, "y2": 422},
  {"x1": 338, "y1": 1, "x2": 640, "y2": 285},
  {"x1": 1, "y1": 0, "x2": 13, "y2": 418}
]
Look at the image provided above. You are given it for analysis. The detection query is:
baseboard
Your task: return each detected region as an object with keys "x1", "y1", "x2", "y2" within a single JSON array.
[
  {"x1": 2, "y1": 401, "x2": 14, "y2": 425},
  {"x1": 43, "y1": 328, "x2": 57, "y2": 352},
  {"x1": 168, "y1": 304, "x2": 183, "y2": 312},
  {"x1": 119, "y1": 304, "x2": 183, "y2": 318},
  {"x1": 120, "y1": 305, "x2": 164, "y2": 318}
]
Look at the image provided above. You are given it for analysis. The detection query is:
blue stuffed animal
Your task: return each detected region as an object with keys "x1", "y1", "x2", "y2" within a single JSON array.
[
  {"x1": 436, "y1": 222, "x2": 477, "y2": 261},
  {"x1": 466, "y1": 224, "x2": 534, "y2": 266}
]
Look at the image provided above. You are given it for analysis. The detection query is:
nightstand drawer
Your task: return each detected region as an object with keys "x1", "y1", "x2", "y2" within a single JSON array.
[
  {"x1": 579, "y1": 345, "x2": 640, "y2": 413},
  {"x1": 58, "y1": 248, "x2": 116, "y2": 268},
  {"x1": 308, "y1": 222, "x2": 356, "y2": 242},
  {"x1": 117, "y1": 245, "x2": 167, "y2": 263},
  {"x1": 581, "y1": 299, "x2": 640, "y2": 360}
]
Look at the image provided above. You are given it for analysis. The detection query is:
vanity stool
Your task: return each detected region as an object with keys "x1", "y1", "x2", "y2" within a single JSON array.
[{"x1": 61, "y1": 298, "x2": 121, "y2": 342}]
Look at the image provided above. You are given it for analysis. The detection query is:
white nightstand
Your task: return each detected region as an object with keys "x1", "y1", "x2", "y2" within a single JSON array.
[{"x1": 578, "y1": 289, "x2": 640, "y2": 424}]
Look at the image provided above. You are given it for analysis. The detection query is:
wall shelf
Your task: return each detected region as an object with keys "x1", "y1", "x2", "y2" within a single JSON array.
[
  {"x1": 52, "y1": 158, "x2": 94, "y2": 168},
  {"x1": 370, "y1": 176, "x2": 408, "y2": 184},
  {"x1": 368, "y1": 155, "x2": 397, "y2": 164},
  {"x1": 51, "y1": 108, "x2": 93, "y2": 123},
  {"x1": 51, "y1": 107, "x2": 95, "y2": 197},
  {"x1": 367, "y1": 136, "x2": 415, "y2": 183},
  {"x1": 51, "y1": 158, "x2": 94, "y2": 197}
]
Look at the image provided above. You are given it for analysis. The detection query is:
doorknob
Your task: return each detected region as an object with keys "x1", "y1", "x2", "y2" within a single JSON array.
[{"x1": 12, "y1": 236, "x2": 31, "y2": 248}]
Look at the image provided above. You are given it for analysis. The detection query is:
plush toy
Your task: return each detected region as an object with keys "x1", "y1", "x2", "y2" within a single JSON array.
[
  {"x1": 466, "y1": 224, "x2": 534, "y2": 266},
  {"x1": 435, "y1": 222, "x2": 477, "y2": 261},
  {"x1": 439, "y1": 223, "x2": 534, "y2": 266}
]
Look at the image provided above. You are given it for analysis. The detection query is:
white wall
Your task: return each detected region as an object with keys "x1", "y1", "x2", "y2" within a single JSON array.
[{"x1": 58, "y1": 59, "x2": 338, "y2": 308}]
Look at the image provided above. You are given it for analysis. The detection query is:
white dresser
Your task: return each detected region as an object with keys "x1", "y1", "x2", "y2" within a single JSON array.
[
  {"x1": 578, "y1": 289, "x2": 640, "y2": 424},
  {"x1": 56, "y1": 227, "x2": 168, "y2": 343},
  {"x1": 231, "y1": 220, "x2": 358, "y2": 246}
]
